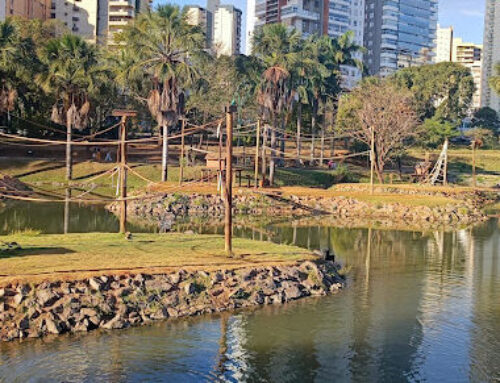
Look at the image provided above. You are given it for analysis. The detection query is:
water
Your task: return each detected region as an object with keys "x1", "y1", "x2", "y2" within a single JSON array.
[{"x1": 0, "y1": 202, "x2": 499, "y2": 382}]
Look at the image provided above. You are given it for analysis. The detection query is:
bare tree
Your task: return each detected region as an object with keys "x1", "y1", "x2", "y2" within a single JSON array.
[{"x1": 337, "y1": 80, "x2": 418, "y2": 183}]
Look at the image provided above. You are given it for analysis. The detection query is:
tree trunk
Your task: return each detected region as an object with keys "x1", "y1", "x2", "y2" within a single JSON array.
[
  {"x1": 161, "y1": 123, "x2": 168, "y2": 182},
  {"x1": 269, "y1": 117, "x2": 277, "y2": 186},
  {"x1": 374, "y1": 159, "x2": 384, "y2": 184},
  {"x1": 310, "y1": 112, "x2": 316, "y2": 165},
  {"x1": 296, "y1": 103, "x2": 302, "y2": 166},
  {"x1": 320, "y1": 116, "x2": 326, "y2": 166},
  {"x1": 66, "y1": 115, "x2": 72, "y2": 181},
  {"x1": 280, "y1": 118, "x2": 285, "y2": 164},
  {"x1": 261, "y1": 125, "x2": 268, "y2": 186}
]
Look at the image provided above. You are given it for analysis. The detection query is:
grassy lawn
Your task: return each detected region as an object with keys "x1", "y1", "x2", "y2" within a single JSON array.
[
  {"x1": 408, "y1": 148, "x2": 500, "y2": 187},
  {"x1": 0, "y1": 232, "x2": 315, "y2": 286}
]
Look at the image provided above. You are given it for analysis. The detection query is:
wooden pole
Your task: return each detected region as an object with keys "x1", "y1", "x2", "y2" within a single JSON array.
[
  {"x1": 370, "y1": 127, "x2": 375, "y2": 195},
  {"x1": 472, "y1": 143, "x2": 476, "y2": 188},
  {"x1": 443, "y1": 138, "x2": 448, "y2": 186},
  {"x1": 179, "y1": 118, "x2": 185, "y2": 185},
  {"x1": 66, "y1": 115, "x2": 72, "y2": 181},
  {"x1": 112, "y1": 110, "x2": 137, "y2": 234},
  {"x1": 161, "y1": 122, "x2": 168, "y2": 182},
  {"x1": 261, "y1": 125, "x2": 267, "y2": 187},
  {"x1": 225, "y1": 105, "x2": 235, "y2": 256},
  {"x1": 254, "y1": 119, "x2": 260, "y2": 188},
  {"x1": 119, "y1": 116, "x2": 127, "y2": 234}
]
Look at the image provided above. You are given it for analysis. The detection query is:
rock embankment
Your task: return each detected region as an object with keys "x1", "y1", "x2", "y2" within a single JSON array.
[
  {"x1": 0, "y1": 260, "x2": 342, "y2": 342},
  {"x1": 109, "y1": 191, "x2": 488, "y2": 229}
]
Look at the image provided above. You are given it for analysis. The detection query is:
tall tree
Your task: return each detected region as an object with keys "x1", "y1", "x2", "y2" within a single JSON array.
[
  {"x1": 337, "y1": 80, "x2": 418, "y2": 183},
  {"x1": 37, "y1": 34, "x2": 102, "y2": 180},
  {"x1": 391, "y1": 62, "x2": 474, "y2": 123},
  {"x1": 252, "y1": 23, "x2": 301, "y2": 185},
  {"x1": 116, "y1": 5, "x2": 205, "y2": 182},
  {"x1": 489, "y1": 63, "x2": 500, "y2": 96}
]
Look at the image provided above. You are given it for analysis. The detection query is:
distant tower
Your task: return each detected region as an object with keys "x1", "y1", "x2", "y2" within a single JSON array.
[
  {"x1": 213, "y1": 5, "x2": 242, "y2": 56},
  {"x1": 246, "y1": 0, "x2": 256, "y2": 55},
  {"x1": 481, "y1": 0, "x2": 500, "y2": 113}
]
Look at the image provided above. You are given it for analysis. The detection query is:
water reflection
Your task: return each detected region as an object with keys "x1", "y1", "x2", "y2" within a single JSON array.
[{"x1": 0, "y1": 218, "x2": 498, "y2": 382}]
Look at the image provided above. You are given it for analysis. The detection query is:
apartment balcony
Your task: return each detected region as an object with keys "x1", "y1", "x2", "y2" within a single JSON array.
[
  {"x1": 109, "y1": 9, "x2": 135, "y2": 17},
  {"x1": 109, "y1": 0, "x2": 134, "y2": 8},
  {"x1": 280, "y1": 6, "x2": 320, "y2": 21},
  {"x1": 109, "y1": 19, "x2": 131, "y2": 27}
]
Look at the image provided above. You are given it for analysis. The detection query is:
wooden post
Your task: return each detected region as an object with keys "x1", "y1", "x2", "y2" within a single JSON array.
[
  {"x1": 261, "y1": 124, "x2": 267, "y2": 187},
  {"x1": 225, "y1": 105, "x2": 236, "y2": 256},
  {"x1": 66, "y1": 115, "x2": 72, "y2": 181},
  {"x1": 161, "y1": 122, "x2": 168, "y2": 182},
  {"x1": 443, "y1": 138, "x2": 448, "y2": 186},
  {"x1": 113, "y1": 110, "x2": 137, "y2": 234},
  {"x1": 179, "y1": 118, "x2": 185, "y2": 185},
  {"x1": 254, "y1": 119, "x2": 260, "y2": 188},
  {"x1": 472, "y1": 143, "x2": 476, "y2": 188},
  {"x1": 370, "y1": 127, "x2": 375, "y2": 195}
]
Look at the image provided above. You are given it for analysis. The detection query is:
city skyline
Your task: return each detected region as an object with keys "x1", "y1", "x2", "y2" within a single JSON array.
[{"x1": 157, "y1": 0, "x2": 486, "y2": 54}]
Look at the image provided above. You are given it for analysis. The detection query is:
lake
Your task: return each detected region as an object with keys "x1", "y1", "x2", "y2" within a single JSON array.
[{"x1": 0, "y1": 201, "x2": 499, "y2": 382}]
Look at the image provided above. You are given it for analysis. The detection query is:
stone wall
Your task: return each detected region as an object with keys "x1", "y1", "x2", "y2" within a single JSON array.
[
  {"x1": 0, "y1": 261, "x2": 343, "y2": 342},
  {"x1": 109, "y1": 191, "x2": 489, "y2": 230}
]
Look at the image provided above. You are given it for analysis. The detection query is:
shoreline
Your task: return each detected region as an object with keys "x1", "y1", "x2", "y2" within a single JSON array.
[
  {"x1": 108, "y1": 189, "x2": 494, "y2": 230},
  {"x1": 0, "y1": 260, "x2": 343, "y2": 342}
]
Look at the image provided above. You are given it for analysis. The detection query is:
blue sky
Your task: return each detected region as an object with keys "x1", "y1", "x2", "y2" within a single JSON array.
[{"x1": 153, "y1": 0, "x2": 485, "y2": 50}]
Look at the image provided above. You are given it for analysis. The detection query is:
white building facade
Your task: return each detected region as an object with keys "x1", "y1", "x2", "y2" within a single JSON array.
[
  {"x1": 434, "y1": 25, "x2": 453, "y2": 63},
  {"x1": 481, "y1": 0, "x2": 500, "y2": 113},
  {"x1": 213, "y1": 5, "x2": 242, "y2": 56},
  {"x1": 49, "y1": 0, "x2": 151, "y2": 45}
]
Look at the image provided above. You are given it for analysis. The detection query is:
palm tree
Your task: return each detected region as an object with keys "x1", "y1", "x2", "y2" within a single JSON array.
[
  {"x1": 116, "y1": 5, "x2": 205, "y2": 182},
  {"x1": 490, "y1": 63, "x2": 500, "y2": 96},
  {"x1": 37, "y1": 34, "x2": 101, "y2": 181},
  {"x1": 0, "y1": 20, "x2": 31, "y2": 119},
  {"x1": 303, "y1": 32, "x2": 363, "y2": 165},
  {"x1": 252, "y1": 24, "x2": 301, "y2": 185}
]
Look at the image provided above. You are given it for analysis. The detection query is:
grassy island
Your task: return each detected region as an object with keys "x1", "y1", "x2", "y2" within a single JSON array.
[{"x1": 0, "y1": 232, "x2": 315, "y2": 286}]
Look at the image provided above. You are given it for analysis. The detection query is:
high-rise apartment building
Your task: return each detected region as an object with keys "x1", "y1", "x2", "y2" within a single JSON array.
[
  {"x1": 453, "y1": 38, "x2": 483, "y2": 110},
  {"x1": 364, "y1": 0, "x2": 438, "y2": 76},
  {"x1": 49, "y1": 0, "x2": 151, "y2": 45},
  {"x1": 434, "y1": 25, "x2": 453, "y2": 63},
  {"x1": 0, "y1": 0, "x2": 5, "y2": 21},
  {"x1": 213, "y1": 5, "x2": 242, "y2": 56},
  {"x1": 1, "y1": 0, "x2": 51, "y2": 21},
  {"x1": 186, "y1": 6, "x2": 213, "y2": 48},
  {"x1": 327, "y1": 0, "x2": 365, "y2": 89},
  {"x1": 481, "y1": 0, "x2": 500, "y2": 113}
]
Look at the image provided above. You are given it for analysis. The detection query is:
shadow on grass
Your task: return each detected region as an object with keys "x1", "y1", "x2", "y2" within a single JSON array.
[{"x1": 0, "y1": 247, "x2": 75, "y2": 259}]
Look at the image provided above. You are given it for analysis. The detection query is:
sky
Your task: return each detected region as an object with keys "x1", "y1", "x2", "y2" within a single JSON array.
[{"x1": 153, "y1": 0, "x2": 486, "y2": 51}]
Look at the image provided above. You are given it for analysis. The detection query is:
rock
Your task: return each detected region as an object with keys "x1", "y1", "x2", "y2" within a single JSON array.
[
  {"x1": 45, "y1": 318, "x2": 61, "y2": 334},
  {"x1": 150, "y1": 308, "x2": 169, "y2": 320},
  {"x1": 88, "y1": 278, "x2": 102, "y2": 291},
  {"x1": 17, "y1": 316, "x2": 30, "y2": 331},
  {"x1": 283, "y1": 285, "x2": 303, "y2": 301},
  {"x1": 36, "y1": 289, "x2": 58, "y2": 307},
  {"x1": 101, "y1": 315, "x2": 128, "y2": 330},
  {"x1": 184, "y1": 283, "x2": 196, "y2": 295},
  {"x1": 80, "y1": 308, "x2": 98, "y2": 318},
  {"x1": 12, "y1": 293, "x2": 23, "y2": 306}
]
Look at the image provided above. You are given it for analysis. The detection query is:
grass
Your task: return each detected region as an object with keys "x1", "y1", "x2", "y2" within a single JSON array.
[
  {"x1": 2, "y1": 156, "x2": 497, "y2": 208},
  {"x1": 0, "y1": 232, "x2": 315, "y2": 286},
  {"x1": 408, "y1": 148, "x2": 500, "y2": 188}
]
